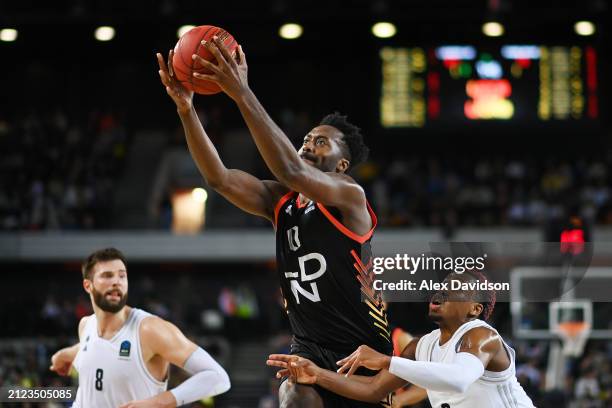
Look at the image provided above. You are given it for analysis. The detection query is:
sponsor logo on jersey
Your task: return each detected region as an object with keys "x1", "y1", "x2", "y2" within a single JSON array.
[{"x1": 119, "y1": 340, "x2": 131, "y2": 357}]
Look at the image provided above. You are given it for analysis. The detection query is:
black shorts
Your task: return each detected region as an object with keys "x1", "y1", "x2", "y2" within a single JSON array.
[{"x1": 287, "y1": 338, "x2": 389, "y2": 408}]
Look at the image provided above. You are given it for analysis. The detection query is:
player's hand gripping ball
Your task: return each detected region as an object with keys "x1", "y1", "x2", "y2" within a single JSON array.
[{"x1": 172, "y1": 25, "x2": 239, "y2": 95}]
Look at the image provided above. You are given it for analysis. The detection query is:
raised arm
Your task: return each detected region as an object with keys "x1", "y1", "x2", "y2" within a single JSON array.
[
  {"x1": 156, "y1": 51, "x2": 287, "y2": 222},
  {"x1": 192, "y1": 39, "x2": 365, "y2": 212}
]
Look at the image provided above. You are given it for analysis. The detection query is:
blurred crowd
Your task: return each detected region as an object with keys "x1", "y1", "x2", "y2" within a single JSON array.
[
  {"x1": 0, "y1": 109, "x2": 127, "y2": 230},
  {"x1": 2, "y1": 108, "x2": 612, "y2": 232},
  {"x1": 513, "y1": 340, "x2": 612, "y2": 408},
  {"x1": 359, "y1": 154, "x2": 612, "y2": 229}
]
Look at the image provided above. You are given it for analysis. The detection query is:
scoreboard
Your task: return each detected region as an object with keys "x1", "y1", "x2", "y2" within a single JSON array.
[{"x1": 380, "y1": 45, "x2": 599, "y2": 128}]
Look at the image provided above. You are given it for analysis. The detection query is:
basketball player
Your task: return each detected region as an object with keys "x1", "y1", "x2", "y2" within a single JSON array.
[
  {"x1": 49, "y1": 248, "x2": 230, "y2": 407},
  {"x1": 156, "y1": 35, "x2": 392, "y2": 408},
  {"x1": 267, "y1": 272, "x2": 536, "y2": 408}
]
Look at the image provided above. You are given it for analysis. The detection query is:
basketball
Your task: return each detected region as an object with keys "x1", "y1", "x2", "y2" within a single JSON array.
[{"x1": 172, "y1": 25, "x2": 238, "y2": 95}]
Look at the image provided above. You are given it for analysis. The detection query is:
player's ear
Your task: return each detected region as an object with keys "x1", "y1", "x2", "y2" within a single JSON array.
[
  {"x1": 336, "y1": 158, "x2": 349, "y2": 173},
  {"x1": 470, "y1": 303, "x2": 484, "y2": 319},
  {"x1": 83, "y1": 279, "x2": 92, "y2": 294}
]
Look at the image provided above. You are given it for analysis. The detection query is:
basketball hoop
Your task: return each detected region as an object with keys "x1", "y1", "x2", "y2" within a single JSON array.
[{"x1": 554, "y1": 321, "x2": 590, "y2": 357}]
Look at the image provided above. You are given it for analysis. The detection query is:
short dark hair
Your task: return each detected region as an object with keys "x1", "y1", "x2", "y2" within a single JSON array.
[
  {"x1": 319, "y1": 112, "x2": 369, "y2": 170},
  {"x1": 82, "y1": 247, "x2": 127, "y2": 280},
  {"x1": 464, "y1": 270, "x2": 497, "y2": 321}
]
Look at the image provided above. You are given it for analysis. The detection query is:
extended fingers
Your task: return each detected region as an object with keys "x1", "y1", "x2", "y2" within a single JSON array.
[
  {"x1": 337, "y1": 357, "x2": 355, "y2": 374},
  {"x1": 192, "y1": 54, "x2": 222, "y2": 74},
  {"x1": 212, "y1": 35, "x2": 237, "y2": 67},
  {"x1": 202, "y1": 38, "x2": 229, "y2": 67},
  {"x1": 268, "y1": 354, "x2": 298, "y2": 363},
  {"x1": 156, "y1": 53, "x2": 169, "y2": 74},
  {"x1": 346, "y1": 359, "x2": 360, "y2": 377},
  {"x1": 266, "y1": 360, "x2": 289, "y2": 368},
  {"x1": 158, "y1": 69, "x2": 172, "y2": 87},
  {"x1": 193, "y1": 72, "x2": 218, "y2": 82},
  {"x1": 168, "y1": 49, "x2": 175, "y2": 77},
  {"x1": 237, "y1": 45, "x2": 246, "y2": 66}
]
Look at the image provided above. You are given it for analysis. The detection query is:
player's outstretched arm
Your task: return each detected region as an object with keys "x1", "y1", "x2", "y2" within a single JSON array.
[
  {"x1": 120, "y1": 317, "x2": 230, "y2": 408},
  {"x1": 156, "y1": 51, "x2": 286, "y2": 222},
  {"x1": 267, "y1": 354, "x2": 405, "y2": 404},
  {"x1": 193, "y1": 38, "x2": 365, "y2": 211},
  {"x1": 343, "y1": 329, "x2": 500, "y2": 394}
]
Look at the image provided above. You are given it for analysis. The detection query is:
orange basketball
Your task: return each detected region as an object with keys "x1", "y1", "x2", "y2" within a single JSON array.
[{"x1": 172, "y1": 25, "x2": 238, "y2": 95}]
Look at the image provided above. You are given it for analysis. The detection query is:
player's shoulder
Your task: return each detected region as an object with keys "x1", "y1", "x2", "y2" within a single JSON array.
[
  {"x1": 139, "y1": 315, "x2": 185, "y2": 341},
  {"x1": 324, "y1": 172, "x2": 366, "y2": 200},
  {"x1": 464, "y1": 325, "x2": 498, "y2": 338},
  {"x1": 77, "y1": 315, "x2": 93, "y2": 338},
  {"x1": 139, "y1": 315, "x2": 174, "y2": 333},
  {"x1": 460, "y1": 326, "x2": 503, "y2": 351}
]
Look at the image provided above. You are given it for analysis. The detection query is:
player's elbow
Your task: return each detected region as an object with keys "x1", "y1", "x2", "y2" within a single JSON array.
[
  {"x1": 205, "y1": 170, "x2": 231, "y2": 192},
  {"x1": 205, "y1": 174, "x2": 226, "y2": 190},
  {"x1": 214, "y1": 368, "x2": 231, "y2": 395}
]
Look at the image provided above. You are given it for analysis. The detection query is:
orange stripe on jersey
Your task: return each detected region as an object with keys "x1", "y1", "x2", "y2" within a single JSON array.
[
  {"x1": 273, "y1": 191, "x2": 296, "y2": 227},
  {"x1": 316, "y1": 201, "x2": 378, "y2": 244}
]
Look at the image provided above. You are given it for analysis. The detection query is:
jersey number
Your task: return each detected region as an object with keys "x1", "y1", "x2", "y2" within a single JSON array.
[{"x1": 95, "y1": 368, "x2": 104, "y2": 391}]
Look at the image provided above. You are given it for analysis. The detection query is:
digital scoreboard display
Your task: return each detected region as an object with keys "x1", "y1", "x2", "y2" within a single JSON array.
[{"x1": 380, "y1": 45, "x2": 599, "y2": 128}]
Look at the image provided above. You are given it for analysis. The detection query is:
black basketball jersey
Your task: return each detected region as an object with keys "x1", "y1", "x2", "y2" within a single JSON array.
[{"x1": 274, "y1": 191, "x2": 392, "y2": 354}]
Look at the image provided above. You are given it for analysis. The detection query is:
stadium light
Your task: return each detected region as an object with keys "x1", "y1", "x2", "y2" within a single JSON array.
[
  {"x1": 372, "y1": 22, "x2": 397, "y2": 39},
  {"x1": 279, "y1": 23, "x2": 303, "y2": 40},
  {"x1": 191, "y1": 188, "x2": 208, "y2": 203},
  {"x1": 482, "y1": 22, "x2": 504, "y2": 37},
  {"x1": 177, "y1": 25, "x2": 196, "y2": 38},
  {"x1": 95, "y1": 26, "x2": 115, "y2": 42},
  {"x1": 0, "y1": 28, "x2": 18, "y2": 42},
  {"x1": 574, "y1": 21, "x2": 595, "y2": 36}
]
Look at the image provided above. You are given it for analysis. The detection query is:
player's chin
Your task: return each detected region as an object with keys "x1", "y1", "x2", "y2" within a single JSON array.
[{"x1": 428, "y1": 309, "x2": 444, "y2": 321}]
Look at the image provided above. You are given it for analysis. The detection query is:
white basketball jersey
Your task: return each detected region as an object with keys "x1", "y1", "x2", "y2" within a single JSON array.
[
  {"x1": 415, "y1": 319, "x2": 536, "y2": 408},
  {"x1": 72, "y1": 308, "x2": 168, "y2": 408}
]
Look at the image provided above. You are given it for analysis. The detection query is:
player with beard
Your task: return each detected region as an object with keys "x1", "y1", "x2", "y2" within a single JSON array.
[
  {"x1": 49, "y1": 248, "x2": 231, "y2": 408},
  {"x1": 267, "y1": 272, "x2": 536, "y2": 408},
  {"x1": 157, "y1": 36, "x2": 391, "y2": 408}
]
